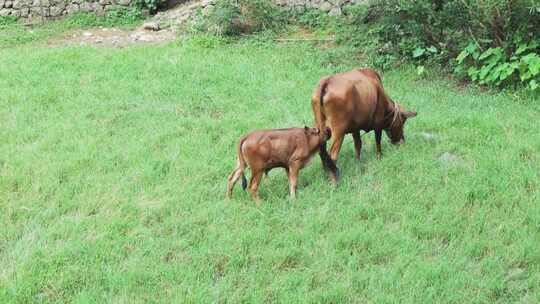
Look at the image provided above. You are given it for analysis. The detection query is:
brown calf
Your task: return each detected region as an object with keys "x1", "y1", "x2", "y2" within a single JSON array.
[
  {"x1": 312, "y1": 68, "x2": 417, "y2": 176},
  {"x1": 226, "y1": 127, "x2": 335, "y2": 202}
]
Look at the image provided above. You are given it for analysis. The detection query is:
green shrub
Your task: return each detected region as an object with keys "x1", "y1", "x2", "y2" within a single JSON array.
[
  {"x1": 341, "y1": 0, "x2": 540, "y2": 89},
  {"x1": 198, "y1": 0, "x2": 287, "y2": 37},
  {"x1": 455, "y1": 40, "x2": 540, "y2": 90},
  {"x1": 135, "y1": 0, "x2": 165, "y2": 14}
]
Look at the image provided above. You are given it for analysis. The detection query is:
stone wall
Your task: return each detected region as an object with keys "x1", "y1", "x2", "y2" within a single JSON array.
[
  {"x1": 0, "y1": 0, "x2": 133, "y2": 19},
  {"x1": 274, "y1": 0, "x2": 365, "y2": 16},
  {"x1": 0, "y1": 0, "x2": 364, "y2": 20}
]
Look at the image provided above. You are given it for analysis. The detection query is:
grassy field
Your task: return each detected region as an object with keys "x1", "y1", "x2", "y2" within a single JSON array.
[{"x1": 1, "y1": 29, "x2": 540, "y2": 303}]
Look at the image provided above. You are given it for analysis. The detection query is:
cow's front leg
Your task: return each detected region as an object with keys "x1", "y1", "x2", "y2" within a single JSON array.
[
  {"x1": 375, "y1": 129, "x2": 382, "y2": 160},
  {"x1": 352, "y1": 131, "x2": 362, "y2": 161}
]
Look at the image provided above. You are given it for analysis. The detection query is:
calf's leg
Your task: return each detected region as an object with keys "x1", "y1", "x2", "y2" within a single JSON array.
[
  {"x1": 287, "y1": 162, "x2": 301, "y2": 199},
  {"x1": 227, "y1": 167, "x2": 245, "y2": 198},
  {"x1": 248, "y1": 170, "x2": 263, "y2": 204}
]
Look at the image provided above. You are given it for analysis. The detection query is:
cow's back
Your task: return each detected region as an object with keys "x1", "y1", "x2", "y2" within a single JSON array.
[{"x1": 322, "y1": 69, "x2": 382, "y2": 132}]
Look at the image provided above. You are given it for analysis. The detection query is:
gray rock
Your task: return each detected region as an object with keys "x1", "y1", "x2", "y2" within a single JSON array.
[
  {"x1": 91, "y1": 2, "x2": 103, "y2": 15},
  {"x1": 116, "y1": 0, "x2": 130, "y2": 6},
  {"x1": 11, "y1": 0, "x2": 21, "y2": 8},
  {"x1": 98, "y1": 0, "x2": 110, "y2": 5},
  {"x1": 103, "y1": 4, "x2": 117, "y2": 11},
  {"x1": 439, "y1": 152, "x2": 459, "y2": 164},
  {"x1": 319, "y1": 1, "x2": 332, "y2": 12},
  {"x1": 20, "y1": 6, "x2": 29, "y2": 16},
  {"x1": 0, "y1": 8, "x2": 10, "y2": 15},
  {"x1": 66, "y1": 3, "x2": 78, "y2": 14},
  {"x1": 49, "y1": 5, "x2": 63, "y2": 16},
  {"x1": 329, "y1": 5, "x2": 341, "y2": 16},
  {"x1": 29, "y1": 5, "x2": 41, "y2": 14},
  {"x1": 143, "y1": 21, "x2": 160, "y2": 31},
  {"x1": 421, "y1": 132, "x2": 435, "y2": 141},
  {"x1": 4, "y1": 0, "x2": 12, "y2": 7},
  {"x1": 79, "y1": 1, "x2": 90, "y2": 11},
  {"x1": 506, "y1": 268, "x2": 526, "y2": 281},
  {"x1": 0, "y1": 0, "x2": 5, "y2": 8},
  {"x1": 32, "y1": 0, "x2": 49, "y2": 7}
]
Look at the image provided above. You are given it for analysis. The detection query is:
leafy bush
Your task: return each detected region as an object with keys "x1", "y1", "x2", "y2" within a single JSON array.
[
  {"x1": 342, "y1": 0, "x2": 540, "y2": 90},
  {"x1": 135, "y1": 0, "x2": 166, "y2": 14},
  {"x1": 197, "y1": 0, "x2": 288, "y2": 37},
  {"x1": 455, "y1": 40, "x2": 540, "y2": 90}
]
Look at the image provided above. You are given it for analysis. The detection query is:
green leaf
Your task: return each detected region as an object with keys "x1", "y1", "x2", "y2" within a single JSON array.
[
  {"x1": 413, "y1": 48, "x2": 425, "y2": 58},
  {"x1": 516, "y1": 41, "x2": 539, "y2": 55},
  {"x1": 480, "y1": 47, "x2": 503, "y2": 61},
  {"x1": 456, "y1": 50, "x2": 469, "y2": 64},
  {"x1": 427, "y1": 46, "x2": 437, "y2": 53},
  {"x1": 468, "y1": 66, "x2": 479, "y2": 81},
  {"x1": 416, "y1": 65, "x2": 425, "y2": 75},
  {"x1": 479, "y1": 64, "x2": 493, "y2": 80},
  {"x1": 530, "y1": 79, "x2": 538, "y2": 90}
]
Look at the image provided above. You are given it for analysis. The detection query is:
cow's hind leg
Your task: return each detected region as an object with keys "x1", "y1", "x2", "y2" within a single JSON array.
[
  {"x1": 319, "y1": 139, "x2": 339, "y2": 184},
  {"x1": 352, "y1": 131, "x2": 362, "y2": 161},
  {"x1": 329, "y1": 128, "x2": 345, "y2": 164}
]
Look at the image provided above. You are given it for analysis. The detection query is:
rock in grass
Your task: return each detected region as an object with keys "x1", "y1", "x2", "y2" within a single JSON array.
[
  {"x1": 143, "y1": 21, "x2": 160, "y2": 31},
  {"x1": 439, "y1": 152, "x2": 459, "y2": 164},
  {"x1": 421, "y1": 132, "x2": 435, "y2": 141}
]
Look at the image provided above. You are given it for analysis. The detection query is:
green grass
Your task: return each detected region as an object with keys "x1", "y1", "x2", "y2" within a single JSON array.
[{"x1": 1, "y1": 32, "x2": 540, "y2": 303}]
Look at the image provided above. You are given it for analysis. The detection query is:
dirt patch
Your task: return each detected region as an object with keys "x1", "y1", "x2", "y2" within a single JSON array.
[
  {"x1": 45, "y1": 26, "x2": 178, "y2": 48},
  {"x1": 43, "y1": 0, "x2": 212, "y2": 47}
]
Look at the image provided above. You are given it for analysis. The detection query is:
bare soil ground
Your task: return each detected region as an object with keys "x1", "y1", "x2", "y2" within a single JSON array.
[
  {"x1": 44, "y1": 0, "x2": 210, "y2": 47},
  {"x1": 45, "y1": 26, "x2": 177, "y2": 47}
]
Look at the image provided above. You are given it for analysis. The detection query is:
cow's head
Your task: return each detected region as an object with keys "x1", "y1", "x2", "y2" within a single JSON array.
[{"x1": 384, "y1": 103, "x2": 417, "y2": 145}]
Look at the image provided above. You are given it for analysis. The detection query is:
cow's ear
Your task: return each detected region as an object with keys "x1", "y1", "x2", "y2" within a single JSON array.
[{"x1": 402, "y1": 110, "x2": 417, "y2": 118}]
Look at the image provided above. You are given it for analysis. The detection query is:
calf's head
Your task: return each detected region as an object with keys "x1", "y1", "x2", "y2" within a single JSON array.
[
  {"x1": 384, "y1": 104, "x2": 417, "y2": 145},
  {"x1": 304, "y1": 126, "x2": 326, "y2": 147}
]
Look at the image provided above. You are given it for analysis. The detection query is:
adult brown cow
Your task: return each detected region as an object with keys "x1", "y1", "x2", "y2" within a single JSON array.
[{"x1": 311, "y1": 68, "x2": 417, "y2": 178}]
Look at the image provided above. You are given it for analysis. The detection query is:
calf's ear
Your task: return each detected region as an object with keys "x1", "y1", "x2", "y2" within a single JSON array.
[{"x1": 402, "y1": 110, "x2": 417, "y2": 118}]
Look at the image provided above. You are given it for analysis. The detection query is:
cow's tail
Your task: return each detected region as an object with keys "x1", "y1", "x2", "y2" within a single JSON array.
[
  {"x1": 313, "y1": 78, "x2": 330, "y2": 138},
  {"x1": 227, "y1": 137, "x2": 248, "y2": 198},
  {"x1": 313, "y1": 78, "x2": 339, "y2": 181}
]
